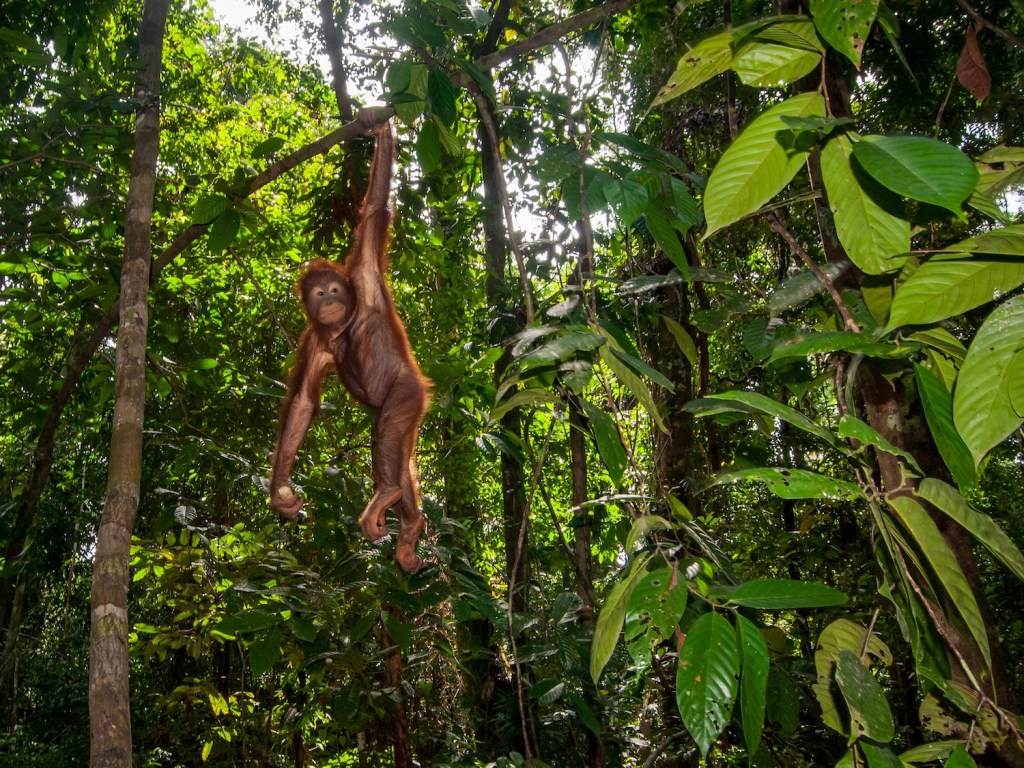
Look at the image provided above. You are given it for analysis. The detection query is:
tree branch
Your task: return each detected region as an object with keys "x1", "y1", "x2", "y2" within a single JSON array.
[{"x1": 956, "y1": 0, "x2": 1024, "y2": 51}]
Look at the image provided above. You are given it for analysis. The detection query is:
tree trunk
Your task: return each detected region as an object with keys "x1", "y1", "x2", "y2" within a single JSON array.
[{"x1": 88, "y1": 0, "x2": 168, "y2": 764}]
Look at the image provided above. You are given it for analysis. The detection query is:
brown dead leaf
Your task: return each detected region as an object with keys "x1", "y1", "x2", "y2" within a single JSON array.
[{"x1": 956, "y1": 24, "x2": 991, "y2": 102}]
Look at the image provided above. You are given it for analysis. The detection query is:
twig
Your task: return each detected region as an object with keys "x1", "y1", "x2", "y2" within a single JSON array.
[
  {"x1": 765, "y1": 212, "x2": 860, "y2": 332},
  {"x1": 467, "y1": 84, "x2": 536, "y2": 323},
  {"x1": 956, "y1": 0, "x2": 1024, "y2": 51}
]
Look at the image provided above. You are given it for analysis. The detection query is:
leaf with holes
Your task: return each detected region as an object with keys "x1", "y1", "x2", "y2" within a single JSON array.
[
  {"x1": 704, "y1": 93, "x2": 825, "y2": 236},
  {"x1": 810, "y1": 0, "x2": 880, "y2": 68},
  {"x1": 852, "y1": 135, "x2": 978, "y2": 218},
  {"x1": 625, "y1": 566, "x2": 687, "y2": 665},
  {"x1": 834, "y1": 650, "x2": 895, "y2": 742},
  {"x1": 676, "y1": 612, "x2": 740, "y2": 757},
  {"x1": 821, "y1": 134, "x2": 909, "y2": 274},
  {"x1": 653, "y1": 30, "x2": 734, "y2": 104},
  {"x1": 953, "y1": 294, "x2": 1024, "y2": 467}
]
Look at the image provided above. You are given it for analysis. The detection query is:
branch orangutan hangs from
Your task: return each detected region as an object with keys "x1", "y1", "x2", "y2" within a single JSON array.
[{"x1": 269, "y1": 118, "x2": 432, "y2": 573}]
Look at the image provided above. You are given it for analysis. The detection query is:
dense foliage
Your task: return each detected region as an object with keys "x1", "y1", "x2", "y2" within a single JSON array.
[{"x1": 1, "y1": 0, "x2": 1023, "y2": 766}]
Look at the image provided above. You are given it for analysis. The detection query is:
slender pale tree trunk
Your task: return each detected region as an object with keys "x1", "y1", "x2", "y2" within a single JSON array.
[{"x1": 89, "y1": 0, "x2": 168, "y2": 764}]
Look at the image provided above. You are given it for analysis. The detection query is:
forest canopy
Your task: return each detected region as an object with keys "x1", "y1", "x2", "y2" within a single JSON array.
[{"x1": 1, "y1": 0, "x2": 1023, "y2": 766}]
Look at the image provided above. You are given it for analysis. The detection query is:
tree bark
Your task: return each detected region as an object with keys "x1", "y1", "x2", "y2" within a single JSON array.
[{"x1": 88, "y1": 0, "x2": 168, "y2": 765}]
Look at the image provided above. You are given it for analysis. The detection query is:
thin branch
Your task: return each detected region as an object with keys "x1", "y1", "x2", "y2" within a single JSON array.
[
  {"x1": 765, "y1": 211, "x2": 860, "y2": 332},
  {"x1": 467, "y1": 84, "x2": 536, "y2": 323},
  {"x1": 956, "y1": 0, "x2": 1024, "y2": 51},
  {"x1": 468, "y1": 0, "x2": 642, "y2": 78}
]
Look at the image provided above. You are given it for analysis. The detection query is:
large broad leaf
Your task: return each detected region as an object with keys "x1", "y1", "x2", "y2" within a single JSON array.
[
  {"x1": 625, "y1": 566, "x2": 687, "y2": 665},
  {"x1": 728, "y1": 578, "x2": 848, "y2": 609},
  {"x1": 851, "y1": 135, "x2": 978, "y2": 218},
  {"x1": 590, "y1": 553, "x2": 652, "y2": 682},
  {"x1": 685, "y1": 389, "x2": 844, "y2": 451},
  {"x1": 887, "y1": 258, "x2": 1024, "y2": 329},
  {"x1": 717, "y1": 467, "x2": 864, "y2": 501},
  {"x1": 768, "y1": 330, "x2": 912, "y2": 363},
  {"x1": 676, "y1": 612, "x2": 740, "y2": 757},
  {"x1": 820, "y1": 134, "x2": 909, "y2": 274},
  {"x1": 953, "y1": 294, "x2": 1024, "y2": 467},
  {"x1": 703, "y1": 93, "x2": 825, "y2": 236},
  {"x1": 653, "y1": 30, "x2": 734, "y2": 104},
  {"x1": 914, "y1": 364, "x2": 978, "y2": 491},
  {"x1": 580, "y1": 399, "x2": 627, "y2": 487},
  {"x1": 941, "y1": 223, "x2": 1024, "y2": 256},
  {"x1": 598, "y1": 331, "x2": 668, "y2": 433},
  {"x1": 732, "y1": 20, "x2": 822, "y2": 86},
  {"x1": 887, "y1": 495, "x2": 991, "y2": 672},
  {"x1": 809, "y1": 0, "x2": 880, "y2": 69},
  {"x1": 837, "y1": 415, "x2": 922, "y2": 473},
  {"x1": 835, "y1": 650, "x2": 895, "y2": 742},
  {"x1": 918, "y1": 478, "x2": 1024, "y2": 581},
  {"x1": 861, "y1": 744, "x2": 905, "y2": 768},
  {"x1": 736, "y1": 615, "x2": 769, "y2": 759}
]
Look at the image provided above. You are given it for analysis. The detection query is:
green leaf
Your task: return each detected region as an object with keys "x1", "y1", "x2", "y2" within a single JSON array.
[
  {"x1": 662, "y1": 315, "x2": 698, "y2": 367},
  {"x1": 917, "y1": 478, "x2": 1024, "y2": 581},
  {"x1": 416, "y1": 120, "x2": 442, "y2": 175},
  {"x1": 952, "y1": 294, "x2": 1024, "y2": 467},
  {"x1": 213, "y1": 610, "x2": 278, "y2": 637},
  {"x1": 598, "y1": 332, "x2": 667, "y2": 433},
  {"x1": 569, "y1": 692, "x2": 602, "y2": 737},
  {"x1": 732, "y1": 21, "x2": 822, "y2": 86},
  {"x1": 645, "y1": 204, "x2": 689, "y2": 273},
  {"x1": 603, "y1": 177, "x2": 648, "y2": 225},
  {"x1": 580, "y1": 399, "x2": 627, "y2": 487},
  {"x1": 625, "y1": 566, "x2": 687, "y2": 665},
  {"x1": 810, "y1": 0, "x2": 880, "y2": 68},
  {"x1": 632, "y1": 566, "x2": 687, "y2": 638},
  {"x1": 835, "y1": 650, "x2": 895, "y2": 742},
  {"x1": 942, "y1": 223, "x2": 1024, "y2": 256},
  {"x1": 625, "y1": 514, "x2": 673, "y2": 552},
  {"x1": 590, "y1": 554, "x2": 652, "y2": 682},
  {"x1": 192, "y1": 193, "x2": 230, "y2": 226},
  {"x1": 427, "y1": 69, "x2": 457, "y2": 125},
  {"x1": 717, "y1": 467, "x2": 864, "y2": 501},
  {"x1": 653, "y1": 30, "x2": 734, "y2": 104},
  {"x1": 676, "y1": 612, "x2": 740, "y2": 757},
  {"x1": 207, "y1": 209, "x2": 240, "y2": 254},
  {"x1": 898, "y1": 741, "x2": 962, "y2": 764},
  {"x1": 252, "y1": 136, "x2": 286, "y2": 159},
  {"x1": 944, "y1": 746, "x2": 977, "y2": 768},
  {"x1": 490, "y1": 387, "x2": 560, "y2": 421},
  {"x1": 821, "y1": 134, "x2": 909, "y2": 274},
  {"x1": 610, "y1": 346, "x2": 674, "y2": 391},
  {"x1": 768, "y1": 260, "x2": 854, "y2": 314},
  {"x1": 736, "y1": 615, "x2": 769, "y2": 758},
  {"x1": 888, "y1": 258, "x2": 1024, "y2": 328},
  {"x1": 728, "y1": 578, "x2": 848, "y2": 609},
  {"x1": 518, "y1": 328, "x2": 605, "y2": 367},
  {"x1": 686, "y1": 390, "x2": 844, "y2": 451},
  {"x1": 914, "y1": 364, "x2": 978, "y2": 491},
  {"x1": 248, "y1": 628, "x2": 282, "y2": 676},
  {"x1": 887, "y1": 495, "x2": 991, "y2": 672},
  {"x1": 529, "y1": 679, "x2": 565, "y2": 706},
  {"x1": 768, "y1": 330, "x2": 912, "y2": 363},
  {"x1": 837, "y1": 415, "x2": 922, "y2": 472},
  {"x1": 704, "y1": 93, "x2": 826, "y2": 237},
  {"x1": 861, "y1": 743, "x2": 903, "y2": 768},
  {"x1": 851, "y1": 135, "x2": 978, "y2": 218}
]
